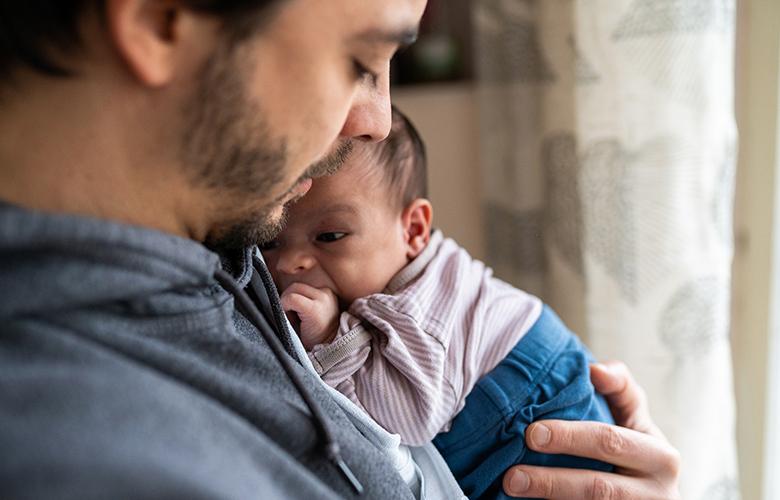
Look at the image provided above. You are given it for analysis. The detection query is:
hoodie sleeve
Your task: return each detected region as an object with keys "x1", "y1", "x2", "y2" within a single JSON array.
[{"x1": 307, "y1": 294, "x2": 459, "y2": 446}]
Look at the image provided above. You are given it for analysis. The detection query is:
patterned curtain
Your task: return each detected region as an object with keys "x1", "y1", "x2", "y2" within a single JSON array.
[{"x1": 473, "y1": 1, "x2": 739, "y2": 498}]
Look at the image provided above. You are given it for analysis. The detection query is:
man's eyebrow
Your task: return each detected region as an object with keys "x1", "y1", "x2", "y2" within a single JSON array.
[{"x1": 352, "y1": 27, "x2": 419, "y2": 49}]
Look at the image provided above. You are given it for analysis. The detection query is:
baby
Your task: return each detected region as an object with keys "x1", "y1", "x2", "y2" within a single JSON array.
[{"x1": 261, "y1": 107, "x2": 614, "y2": 500}]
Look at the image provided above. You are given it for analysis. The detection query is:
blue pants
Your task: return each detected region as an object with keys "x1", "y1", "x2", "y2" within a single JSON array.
[{"x1": 432, "y1": 306, "x2": 614, "y2": 500}]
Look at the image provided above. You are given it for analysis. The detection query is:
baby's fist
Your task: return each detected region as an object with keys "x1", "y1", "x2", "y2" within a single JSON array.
[{"x1": 280, "y1": 283, "x2": 339, "y2": 349}]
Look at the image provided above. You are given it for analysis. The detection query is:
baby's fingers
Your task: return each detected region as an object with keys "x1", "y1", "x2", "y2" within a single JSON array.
[
  {"x1": 282, "y1": 282, "x2": 321, "y2": 301},
  {"x1": 280, "y1": 291, "x2": 314, "y2": 316}
]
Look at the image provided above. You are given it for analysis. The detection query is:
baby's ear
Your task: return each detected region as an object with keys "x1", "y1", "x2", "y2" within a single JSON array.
[{"x1": 402, "y1": 198, "x2": 433, "y2": 259}]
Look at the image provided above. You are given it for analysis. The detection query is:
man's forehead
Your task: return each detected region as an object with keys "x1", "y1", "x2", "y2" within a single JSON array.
[{"x1": 339, "y1": 0, "x2": 425, "y2": 42}]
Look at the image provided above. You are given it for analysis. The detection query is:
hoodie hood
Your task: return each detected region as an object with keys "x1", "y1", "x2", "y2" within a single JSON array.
[
  {"x1": 0, "y1": 200, "x2": 408, "y2": 498},
  {"x1": 0, "y1": 202, "x2": 231, "y2": 318}
]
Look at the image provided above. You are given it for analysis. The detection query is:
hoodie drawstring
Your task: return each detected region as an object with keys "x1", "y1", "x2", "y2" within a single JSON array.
[
  {"x1": 214, "y1": 269, "x2": 364, "y2": 495},
  {"x1": 252, "y1": 255, "x2": 298, "y2": 355}
]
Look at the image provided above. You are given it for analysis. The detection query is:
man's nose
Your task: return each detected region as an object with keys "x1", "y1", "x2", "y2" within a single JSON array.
[
  {"x1": 339, "y1": 71, "x2": 392, "y2": 142},
  {"x1": 275, "y1": 248, "x2": 316, "y2": 275}
]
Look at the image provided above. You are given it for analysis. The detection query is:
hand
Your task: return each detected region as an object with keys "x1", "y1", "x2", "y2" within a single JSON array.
[
  {"x1": 502, "y1": 361, "x2": 681, "y2": 499},
  {"x1": 280, "y1": 283, "x2": 340, "y2": 350}
]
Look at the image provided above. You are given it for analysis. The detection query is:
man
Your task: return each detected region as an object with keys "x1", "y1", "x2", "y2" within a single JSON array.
[{"x1": 0, "y1": 1, "x2": 680, "y2": 498}]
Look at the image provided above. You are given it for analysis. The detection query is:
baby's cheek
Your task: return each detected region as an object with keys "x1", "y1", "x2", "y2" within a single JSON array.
[{"x1": 341, "y1": 280, "x2": 378, "y2": 304}]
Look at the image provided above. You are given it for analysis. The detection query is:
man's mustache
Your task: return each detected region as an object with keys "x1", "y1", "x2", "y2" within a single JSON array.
[
  {"x1": 271, "y1": 140, "x2": 355, "y2": 207},
  {"x1": 302, "y1": 139, "x2": 354, "y2": 181}
]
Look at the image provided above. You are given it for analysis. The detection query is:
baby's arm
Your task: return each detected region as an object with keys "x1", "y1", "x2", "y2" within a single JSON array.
[
  {"x1": 311, "y1": 296, "x2": 459, "y2": 446},
  {"x1": 279, "y1": 283, "x2": 339, "y2": 350}
]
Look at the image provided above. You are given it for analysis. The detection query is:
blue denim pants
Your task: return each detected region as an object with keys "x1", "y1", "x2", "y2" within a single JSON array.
[{"x1": 432, "y1": 305, "x2": 614, "y2": 500}]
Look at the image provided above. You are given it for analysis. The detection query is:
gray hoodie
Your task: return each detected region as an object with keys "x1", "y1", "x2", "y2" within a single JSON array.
[{"x1": 0, "y1": 201, "x2": 414, "y2": 499}]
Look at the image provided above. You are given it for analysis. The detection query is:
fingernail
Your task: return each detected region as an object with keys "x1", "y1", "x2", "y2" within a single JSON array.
[
  {"x1": 531, "y1": 424, "x2": 551, "y2": 447},
  {"x1": 508, "y1": 470, "x2": 529, "y2": 493}
]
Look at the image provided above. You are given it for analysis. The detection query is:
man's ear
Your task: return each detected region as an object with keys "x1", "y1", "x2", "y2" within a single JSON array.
[
  {"x1": 105, "y1": 0, "x2": 207, "y2": 87},
  {"x1": 402, "y1": 198, "x2": 433, "y2": 259}
]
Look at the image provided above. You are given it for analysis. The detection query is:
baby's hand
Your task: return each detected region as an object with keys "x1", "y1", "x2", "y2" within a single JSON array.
[{"x1": 280, "y1": 283, "x2": 339, "y2": 350}]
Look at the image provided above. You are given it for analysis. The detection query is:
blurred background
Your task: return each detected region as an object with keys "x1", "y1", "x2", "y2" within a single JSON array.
[{"x1": 390, "y1": 1, "x2": 780, "y2": 499}]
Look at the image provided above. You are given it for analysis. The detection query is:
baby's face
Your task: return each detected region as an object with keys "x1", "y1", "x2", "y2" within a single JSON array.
[{"x1": 262, "y1": 146, "x2": 412, "y2": 307}]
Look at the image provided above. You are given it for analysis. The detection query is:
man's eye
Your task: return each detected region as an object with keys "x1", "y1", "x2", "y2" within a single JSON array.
[
  {"x1": 316, "y1": 232, "x2": 347, "y2": 243},
  {"x1": 352, "y1": 59, "x2": 378, "y2": 86},
  {"x1": 259, "y1": 240, "x2": 280, "y2": 251}
]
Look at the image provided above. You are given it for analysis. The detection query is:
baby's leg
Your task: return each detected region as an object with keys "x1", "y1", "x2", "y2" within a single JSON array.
[{"x1": 433, "y1": 305, "x2": 614, "y2": 500}]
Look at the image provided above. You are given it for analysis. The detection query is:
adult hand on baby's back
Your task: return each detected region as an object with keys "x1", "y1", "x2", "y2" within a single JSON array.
[
  {"x1": 280, "y1": 283, "x2": 340, "y2": 350},
  {"x1": 502, "y1": 361, "x2": 681, "y2": 499}
]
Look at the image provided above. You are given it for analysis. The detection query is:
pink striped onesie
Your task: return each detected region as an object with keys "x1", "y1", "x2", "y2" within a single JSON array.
[{"x1": 307, "y1": 230, "x2": 542, "y2": 446}]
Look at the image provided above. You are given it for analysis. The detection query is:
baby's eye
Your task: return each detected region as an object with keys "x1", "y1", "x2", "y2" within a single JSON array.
[
  {"x1": 316, "y1": 232, "x2": 347, "y2": 243},
  {"x1": 259, "y1": 240, "x2": 281, "y2": 251}
]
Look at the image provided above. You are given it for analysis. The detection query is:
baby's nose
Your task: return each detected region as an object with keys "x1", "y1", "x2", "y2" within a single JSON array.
[{"x1": 276, "y1": 249, "x2": 315, "y2": 275}]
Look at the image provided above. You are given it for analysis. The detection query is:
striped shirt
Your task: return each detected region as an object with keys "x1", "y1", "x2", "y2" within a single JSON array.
[{"x1": 307, "y1": 230, "x2": 542, "y2": 446}]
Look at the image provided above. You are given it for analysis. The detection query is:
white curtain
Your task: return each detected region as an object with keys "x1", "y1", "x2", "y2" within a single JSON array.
[{"x1": 473, "y1": 1, "x2": 740, "y2": 498}]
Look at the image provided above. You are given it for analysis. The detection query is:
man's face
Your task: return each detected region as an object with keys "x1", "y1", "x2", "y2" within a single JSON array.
[{"x1": 184, "y1": 0, "x2": 427, "y2": 251}]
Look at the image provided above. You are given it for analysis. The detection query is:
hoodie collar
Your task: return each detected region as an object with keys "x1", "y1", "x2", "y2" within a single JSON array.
[{"x1": 384, "y1": 229, "x2": 444, "y2": 295}]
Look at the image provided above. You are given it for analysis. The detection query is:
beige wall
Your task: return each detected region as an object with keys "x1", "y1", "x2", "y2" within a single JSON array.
[
  {"x1": 392, "y1": 83, "x2": 485, "y2": 261},
  {"x1": 733, "y1": 1, "x2": 780, "y2": 499}
]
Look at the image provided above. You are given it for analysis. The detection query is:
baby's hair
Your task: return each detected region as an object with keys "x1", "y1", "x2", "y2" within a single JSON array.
[{"x1": 370, "y1": 105, "x2": 428, "y2": 209}]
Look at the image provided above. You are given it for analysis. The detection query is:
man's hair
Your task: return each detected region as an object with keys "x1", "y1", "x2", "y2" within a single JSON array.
[
  {"x1": 371, "y1": 105, "x2": 428, "y2": 210},
  {"x1": 0, "y1": 1, "x2": 284, "y2": 80}
]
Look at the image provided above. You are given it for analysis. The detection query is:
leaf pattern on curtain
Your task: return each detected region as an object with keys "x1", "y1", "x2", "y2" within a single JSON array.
[{"x1": 474, "y1": 0, "x2": 740, "y2": 498}]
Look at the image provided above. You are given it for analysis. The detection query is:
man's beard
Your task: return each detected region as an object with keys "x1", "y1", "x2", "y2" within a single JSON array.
[
  {"x1": 204, "y1": 140, "x2": 354, "y2": 252},
  {"x1": 180, "y1": 43, "x2": 287, "y2": 199},
  {"x1": 179, "y1": 43, "x2": 352, "y2": 254}
]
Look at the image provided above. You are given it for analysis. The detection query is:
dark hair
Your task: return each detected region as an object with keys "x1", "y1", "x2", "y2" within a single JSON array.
[
  {"x1": 0, "y1": 1, "x2": 284, "y2": 80},
  {"x1": 372, "y1": 105, "x2": 428, "y2": 209}
]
